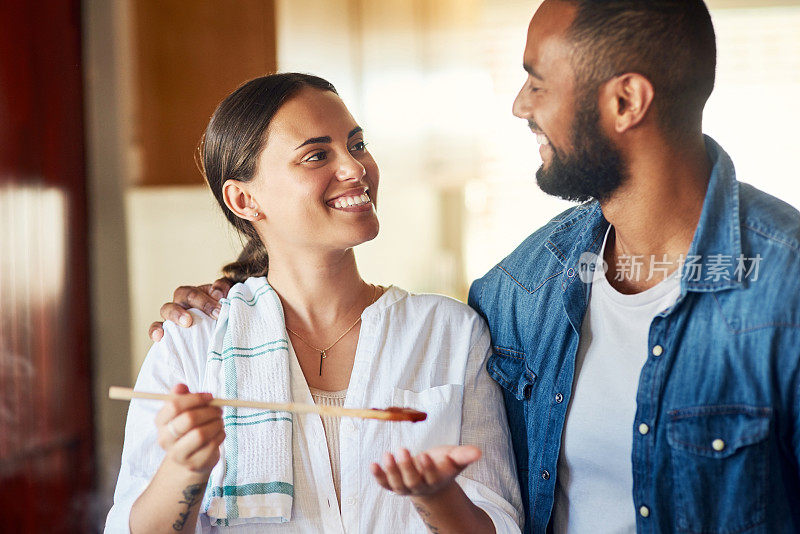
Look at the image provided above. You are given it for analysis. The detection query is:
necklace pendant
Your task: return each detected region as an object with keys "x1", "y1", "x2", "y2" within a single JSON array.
[{"x1": 319, "y1": 350, "x2": 326, "y2": 376}]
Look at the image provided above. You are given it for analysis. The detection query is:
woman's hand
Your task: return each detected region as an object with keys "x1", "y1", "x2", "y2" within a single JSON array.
[
  {"x1": 149, "y1": 278, "x2": 233, "y2": 341},
  {"x1": 371, "y1": 446, "x2": 495, "y2": 533},
  {"x1": 154, "y1": 384, "x2": 226, "y2": 474},
  {"x1": 370, "y1": 445, "x2": 482, "y2": 497}
]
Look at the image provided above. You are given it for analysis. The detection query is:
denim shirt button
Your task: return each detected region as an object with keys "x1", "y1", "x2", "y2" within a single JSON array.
[
  {"x1": 638, "y1": 423, "x2": 650, "y2": 435},
  {"x1": 712, "y1": 438, "x2": 725, "y2": 451},
  {"x1": 639, "y1": 505, "x2": 650, "y2": 518},
  {"x1": 566, "y1": 268, "x2": 575, "y2": 277},
  {"x1": 652, "y1": 345, "x2": 664, "y2": 357},
  {"x1": 555, "y1": 393, "x2": 564, "y2": 404},
  {"x1": 541, "y1": 470, "x2": 550, "y2": 480}
]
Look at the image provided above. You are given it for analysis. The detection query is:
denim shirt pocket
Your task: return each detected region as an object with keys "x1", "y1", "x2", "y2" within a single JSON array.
[
  {"x1": 486, "y1": 346, "x2": 536, "y2": 401},
  {"x1": 666, "y1": 405, "x2": 771, "y2": 534}
]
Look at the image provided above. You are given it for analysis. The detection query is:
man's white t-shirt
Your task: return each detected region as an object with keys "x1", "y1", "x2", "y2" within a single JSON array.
[{"x1": 553, "y1": 228, "x2": 681, "y2": 533}]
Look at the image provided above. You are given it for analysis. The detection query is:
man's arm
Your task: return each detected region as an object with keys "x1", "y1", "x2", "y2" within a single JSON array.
[
  {"x1": 148, "y1": 278, "x2": 233, "y2": 341},
  {"x1": 150, "y1": 238, "x2": 267, "y2": 340}
]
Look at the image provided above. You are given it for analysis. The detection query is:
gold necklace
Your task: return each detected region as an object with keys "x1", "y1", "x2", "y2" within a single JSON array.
[{"x1": 285, "y1": 285, "x2": 378, "y2": 376}]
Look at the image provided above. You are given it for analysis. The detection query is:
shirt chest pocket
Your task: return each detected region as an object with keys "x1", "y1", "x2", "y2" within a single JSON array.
[
  {"x1": 666, "y1": 405, "x2": 771, "y2": 534},
  {"x1": 486, "y1": 346, "x2": 536, "y2": 401},
  {"x1": 390, "y1": 384, "x2": 464, "y2": 455}
]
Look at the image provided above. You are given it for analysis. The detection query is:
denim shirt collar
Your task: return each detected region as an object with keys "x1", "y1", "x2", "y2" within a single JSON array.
[
  {"x1": 545, "y1": 135, "x2": 743, "y2": 294},
  {"x1": 544, "y1": 202, "x2": 607, "y2": 267},
  {"x1": 681, "y1": 135, "x2": 744, "y2": 292}
]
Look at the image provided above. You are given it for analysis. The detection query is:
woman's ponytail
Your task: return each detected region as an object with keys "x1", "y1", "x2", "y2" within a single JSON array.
[{"x1": 222, "y1": 237, "x2": 269, "y2": 283}]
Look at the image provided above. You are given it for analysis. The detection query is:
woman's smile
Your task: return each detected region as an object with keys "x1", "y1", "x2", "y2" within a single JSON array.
[{"x1": 326, "y1": 187, "x2": 373, "y2": 211}]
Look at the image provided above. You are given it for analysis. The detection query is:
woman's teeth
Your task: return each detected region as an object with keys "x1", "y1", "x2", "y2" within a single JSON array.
[
  {"x1": 333, "y1": 193, "x2": 370, "y2": 209},
  {"x1": 536, "y1": 133, "x2": 550, "y2": 146}
]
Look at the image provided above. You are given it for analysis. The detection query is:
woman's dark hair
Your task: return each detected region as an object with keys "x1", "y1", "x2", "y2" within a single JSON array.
[{"x1": 199, "y1": 73, "x2": 338, "y2": 282}]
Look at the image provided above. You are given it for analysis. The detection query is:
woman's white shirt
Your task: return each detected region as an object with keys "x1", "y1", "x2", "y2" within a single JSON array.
[{"x1": 105, "y1": 286, "x2": 523, "y2": 533}]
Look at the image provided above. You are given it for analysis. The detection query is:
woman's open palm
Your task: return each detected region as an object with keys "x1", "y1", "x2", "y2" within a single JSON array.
[{"x1": 370, "y1": 445, "x2": 482, "y2": 496}]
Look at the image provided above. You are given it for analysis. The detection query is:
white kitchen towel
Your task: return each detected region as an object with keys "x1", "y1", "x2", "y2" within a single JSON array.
[{"x1": 201, "y1": 277, "x2": 294, "y2": 526}]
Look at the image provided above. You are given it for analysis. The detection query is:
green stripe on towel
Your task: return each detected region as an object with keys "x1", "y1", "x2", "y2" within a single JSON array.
[
  {"x1": 224, "y1": 416, "x2": 292, "y2": 427},
  {"x1": 222, "y1": 284, "x2": 273, "y2": 306},
  {"x1": 208, "y1": 482, "x2": 294, "y2": 498},
  {"x1": 211, "y1": 339, "x2": 288, "y2": 357},
  {"x1": 224, "y1": 410, "x2": 288, "y2": 420},
  {"x1": 208, "y1": 345, "x2": 288, "y2": 362}
]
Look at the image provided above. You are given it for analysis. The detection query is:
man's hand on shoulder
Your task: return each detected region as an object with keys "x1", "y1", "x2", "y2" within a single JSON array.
[{"x1": 148, "y1": 278, "x2": 234, "y2": 341}]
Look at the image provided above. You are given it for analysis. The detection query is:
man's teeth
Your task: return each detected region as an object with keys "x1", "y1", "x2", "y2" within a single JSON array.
[
  {"x1": 333, "y1": 193, "x2": 371, "y2": 209},
  {"x1": 536, "y1": 133, "x2": 550, "y2": 146}
]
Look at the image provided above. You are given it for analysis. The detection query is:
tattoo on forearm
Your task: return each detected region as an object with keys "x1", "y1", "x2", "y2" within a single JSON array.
[
  {"x1": 172, "y1": 483, "x2": 203, "y2": 531},
  {"x1": 413, "y1": 503, "x2": 441, "y2": 533}
]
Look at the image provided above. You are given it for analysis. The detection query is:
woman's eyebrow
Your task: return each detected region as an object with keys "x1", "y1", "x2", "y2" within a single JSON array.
[
  {"x1": 295, "y1": 127, "x2": 362, "y2": 150},
  {"x1": 295, "y1": 136, "x2": 331, "y2": 150}
]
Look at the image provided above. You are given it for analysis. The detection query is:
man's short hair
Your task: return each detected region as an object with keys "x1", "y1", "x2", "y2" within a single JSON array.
[{"x1": 565, "y1": 0, "x2": 716, "y2": 137}]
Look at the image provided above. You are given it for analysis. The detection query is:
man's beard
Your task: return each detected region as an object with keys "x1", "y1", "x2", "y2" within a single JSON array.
[{"x1": 535, "y1": 98, "x2": 626, "y2": 203}]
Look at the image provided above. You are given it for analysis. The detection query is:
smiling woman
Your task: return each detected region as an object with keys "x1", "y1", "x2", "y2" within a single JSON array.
[
  {"x1": 105, "y1": 73, "x2": 523, "y2": 534},
  {"x1": 196, "y1": 74, "x2": 378, "y2": 281},
  {"x1": 225, "y1": 83, "x2": 381, "y2": 259}
]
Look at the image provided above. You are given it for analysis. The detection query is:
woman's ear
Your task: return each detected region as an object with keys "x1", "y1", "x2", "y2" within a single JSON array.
[
  {"x1": 222, "y1": 180, "x2": 262, "y2": 221},
  {"x1": 599, "y1": 73, "x2": 654, "y2": 134}
]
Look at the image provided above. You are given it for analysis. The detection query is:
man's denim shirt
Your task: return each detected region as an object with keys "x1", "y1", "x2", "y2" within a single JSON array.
[{"x1": 469, "y1": 137, "x2": 800, "y2": 533}]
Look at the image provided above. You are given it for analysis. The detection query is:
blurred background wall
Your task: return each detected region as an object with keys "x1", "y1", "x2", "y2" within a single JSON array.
[{"x1": 2, "y1": 0, "x2": 799, "y2": 530}]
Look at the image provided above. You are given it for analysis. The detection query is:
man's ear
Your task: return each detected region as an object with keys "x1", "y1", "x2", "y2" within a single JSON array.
[
  {"x1": 222, "y1": 179, "x2": 262, "y2": 221},
  {"x1": 599, "y1": 73, "x2": 654, "y2": 134}
]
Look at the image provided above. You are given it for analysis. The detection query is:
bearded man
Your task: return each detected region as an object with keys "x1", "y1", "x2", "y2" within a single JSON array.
[{"x1": 468, "y1": 1, "x2": 800, "y2": 532}]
